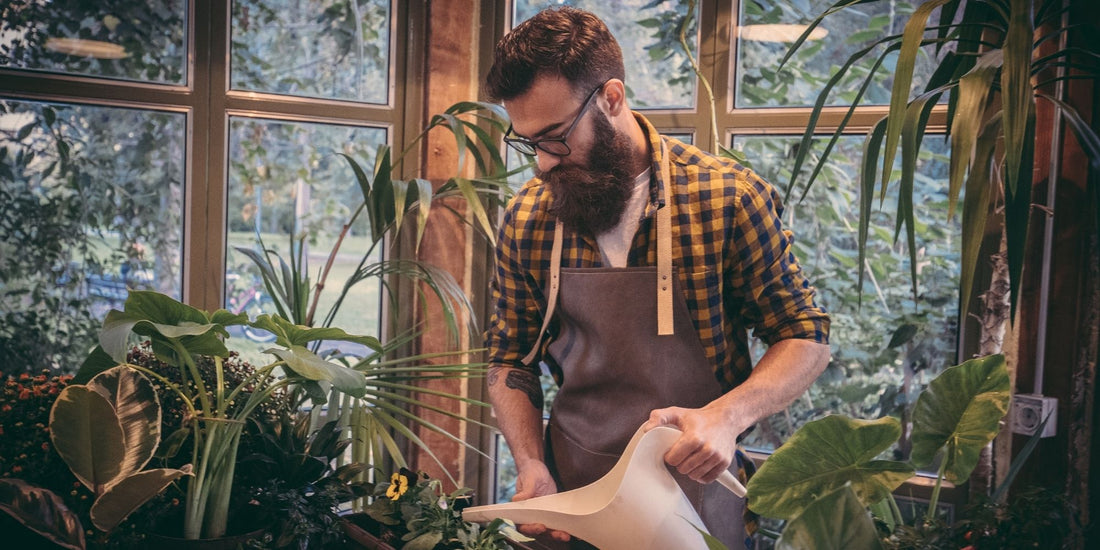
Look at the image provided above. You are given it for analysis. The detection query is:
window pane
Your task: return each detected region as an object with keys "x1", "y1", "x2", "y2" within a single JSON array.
[
  {"x1": 226, "y1": 117, "x2": 387, "y2": 357},
  {"x1": 0, "y1": 1, "x2": 187, "y2": 84},
  {"x1": 732, "y1": 134, "x2": 959, "y2": 459},
  {"x1": 0, "y1": 99, "x2": 185, "y2": 375},
  {"x1": 511, "y1": 1, "x2": 697, "y2": 109},
  {"x1": 735, "y1": 0, "x2": 940, "y2": 108},
  {"x1": 231, "y1": 0, "x2": 391, "y2": 103}
]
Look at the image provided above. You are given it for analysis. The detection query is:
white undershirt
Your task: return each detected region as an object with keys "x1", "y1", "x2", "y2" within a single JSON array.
[{"x1": 596, "y1": 168, "x2": 652, "y2": 267}]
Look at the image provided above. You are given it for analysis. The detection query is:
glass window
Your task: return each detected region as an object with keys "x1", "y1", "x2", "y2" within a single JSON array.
[
  {"x1": 0, "y1": 0, "x2": 187, "y2": 84},
  {"x1": 231, "y1": 0, "x2": 392, "y2": 103},
  {"x1": 0, "y1": 99, "x2": 185, "y2": 372},
  {"x1": 735, "y1": 0, "x2": 940, "y2": 108},
  {"x1": 732, "y1": 134, "x2": 959, "y2": 457},
  {"x1": 225, "y1": 117, "x2": 388, "y2": 356},
  {"x1": 512, "y1": 0, "x2": 698, "y2": 109}
]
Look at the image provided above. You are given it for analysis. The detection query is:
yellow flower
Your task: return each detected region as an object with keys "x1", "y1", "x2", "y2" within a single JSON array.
[{"x1": 386, "y1": 472, "x2": 409, "y2": 500}]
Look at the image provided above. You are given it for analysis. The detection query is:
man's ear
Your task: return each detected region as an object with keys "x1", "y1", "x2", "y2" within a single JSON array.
[{"x1": 601, "y1": 79, "x2": 628, "y2": 116}]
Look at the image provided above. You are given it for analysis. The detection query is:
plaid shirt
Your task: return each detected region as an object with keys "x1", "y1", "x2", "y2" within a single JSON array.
[{"x1": 486, "y1": 113, "x2": 829, "y2": 391}]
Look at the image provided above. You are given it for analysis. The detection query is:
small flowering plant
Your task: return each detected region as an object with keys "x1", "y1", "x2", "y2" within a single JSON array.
[
  {"x1": 364, "y1": 468, "x2": 511, "y2": 550},
  {"x1": 0, "y1": 371, "x2": 72, "y2": 483}
]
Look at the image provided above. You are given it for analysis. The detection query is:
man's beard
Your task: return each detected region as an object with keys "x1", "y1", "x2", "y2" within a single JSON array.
[{"x1": 541, "y1": 111, "x2": 637, "y2": 236}]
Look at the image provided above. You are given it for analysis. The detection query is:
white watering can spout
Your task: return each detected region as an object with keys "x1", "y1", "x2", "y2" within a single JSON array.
[{"x1": 462, "y1": 425, "x2": 746, "y2": 550}]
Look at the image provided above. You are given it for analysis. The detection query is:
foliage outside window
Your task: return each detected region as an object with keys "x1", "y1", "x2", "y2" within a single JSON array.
[
  {"x1": 0, "y1": 0, "x2": 187, "y2": 84},
  {"x1": 225, "y1": 118, "x2": 388, "y2": 360},
  {"x1": 736, "y1": 0, "x2": 940, "y2": 108},
  {"x1": 0, "y1": 99, "x2": 184, "y2": 375},
  {"x1": 0, "y1": 0, "x2": 401, "y2": 377},
  {"x1": 232, "y1": 0, "x2": 390, "y2": 103}
]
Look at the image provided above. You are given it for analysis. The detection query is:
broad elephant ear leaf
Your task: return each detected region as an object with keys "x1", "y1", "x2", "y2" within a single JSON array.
[
  {"x1": 910, "y1": 354, "x2": 1010, "y2": 482},
  {"x1": 50, "y1": 386, "x2": 126, "y2": 494},
  {"x1": 87, "y1": 366, "x2": 161, "y2": 477},
  {"x1": 747, "y1": 415, "x2": 913, "y2": 519},
  {"x1": 776, "y1": 484, "x2": 884, "y2": 550},
  {"x1": 267, "y1": 345, "x2": 367, "y2": 397},
  {"x1": 0, "y1": 478, "x2": 85, "y2": 550},
  {"x1": 99, "y1": 291, "x2": 229, "y2": 363}
]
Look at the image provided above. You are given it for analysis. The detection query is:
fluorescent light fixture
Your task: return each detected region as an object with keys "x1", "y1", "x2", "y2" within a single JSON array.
[
  {"x1": 44, "y1": 37, "x2": 128, "y2": 59},
  {"x1": 738, "y1": 24, "x2": 829, "y2": 43}
]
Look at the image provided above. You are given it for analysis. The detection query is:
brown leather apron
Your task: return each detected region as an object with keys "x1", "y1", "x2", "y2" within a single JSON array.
[{"x1": 525, "y1": 143, "x2": 747, "y2": 549}]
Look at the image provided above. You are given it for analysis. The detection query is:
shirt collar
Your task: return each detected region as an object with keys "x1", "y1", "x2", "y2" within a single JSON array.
[{"x1": 633, "y1": 111, "x2": 668, "y2": 220}]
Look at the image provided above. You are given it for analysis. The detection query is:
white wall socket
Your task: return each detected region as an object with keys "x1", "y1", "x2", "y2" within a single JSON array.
[{"x1": 1010, "y1": 393, "x2": 1058, "y2": 438}]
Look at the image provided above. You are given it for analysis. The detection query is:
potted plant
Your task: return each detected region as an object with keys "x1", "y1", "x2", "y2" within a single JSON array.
[
  {"x1": 343, "y1": 468, "x2": 514, "y2": 550},
  {"x1": 0, "y1": 366, "x2": 191, "y2": 549},
  {"x1": 231, "y1": 99, "x2": 524, "y2": 489},
  {"x1": 236, "y1": 413, "x2": 372, "y2": 549},
  {"x1": 739, "y1": 354, "x2": 1057, "y2": 548}
]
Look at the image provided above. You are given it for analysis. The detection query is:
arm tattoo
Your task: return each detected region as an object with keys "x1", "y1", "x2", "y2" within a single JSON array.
[
  {"x1": 507, "y1": 370, "x2": 544, "y2": 410},
  {"x1": 489, "y1": 366, "x2": 544, "y2": 410}
]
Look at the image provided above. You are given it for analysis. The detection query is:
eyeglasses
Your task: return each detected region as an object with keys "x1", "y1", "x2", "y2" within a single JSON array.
[{"x1": 503, "y1": 81, "x2": 607, "y2": 157}]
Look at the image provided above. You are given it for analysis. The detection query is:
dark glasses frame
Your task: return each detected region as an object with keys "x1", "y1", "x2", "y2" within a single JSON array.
[{"x1": 503, "y1": 80, "x2": 608, "y2": 157}]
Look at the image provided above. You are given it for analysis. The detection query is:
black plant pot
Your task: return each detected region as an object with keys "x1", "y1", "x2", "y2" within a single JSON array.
[{"x1": 142, "y1": 528, "x2": 268, "y2": 550}]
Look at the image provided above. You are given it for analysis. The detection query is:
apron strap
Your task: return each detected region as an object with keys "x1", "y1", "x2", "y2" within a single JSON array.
[
  {"x1": 521, "y1": 139, "x2": 674, "y2": 366},
  {"x1": 656, "y1": 141, "x2": 673, "y2": 336},
  {"x1": 521, "y1": 222, "x2": 564, "y2": 366}
]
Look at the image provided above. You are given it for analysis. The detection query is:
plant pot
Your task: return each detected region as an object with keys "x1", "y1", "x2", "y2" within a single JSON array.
[
  {"x1": 142, "y1": 528, "x2": 267, "y2": 550},
  {"x1": 341, "y1": 513, "x2": 399, "y2": 550}
]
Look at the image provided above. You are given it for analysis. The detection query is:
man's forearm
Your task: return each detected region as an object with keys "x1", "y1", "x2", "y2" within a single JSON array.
[
  {"x1": 712, "y1": 339, "x2": 830, "y2": 433},
  {"x1": 488, "y1": 365, "x2": 547, "y2": 467}
]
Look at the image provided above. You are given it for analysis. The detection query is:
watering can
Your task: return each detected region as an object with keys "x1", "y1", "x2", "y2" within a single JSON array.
[{"x1": 462, "y1": 425, "x2": 747, "y2": 550}]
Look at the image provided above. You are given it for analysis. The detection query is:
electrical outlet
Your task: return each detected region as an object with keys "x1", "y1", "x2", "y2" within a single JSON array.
[{"x1": 1010, "y1": 393, "x2": 1057, "y2": 438}]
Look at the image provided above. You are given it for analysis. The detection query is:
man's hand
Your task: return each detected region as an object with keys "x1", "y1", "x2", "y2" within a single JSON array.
[
  {"x1": 641, "y1": 405, "x2": 743, "y2": 484},
  {"x1": 512, "y1": 459, "x2": 571, "y2": 542}
]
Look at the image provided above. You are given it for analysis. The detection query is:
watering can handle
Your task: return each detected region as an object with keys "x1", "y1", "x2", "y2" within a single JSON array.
[{"x1": 655, "y1": 425, "x2": 748, "y2": 497}]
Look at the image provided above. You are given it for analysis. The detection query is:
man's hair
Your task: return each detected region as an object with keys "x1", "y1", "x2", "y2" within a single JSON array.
[{"x1": 485, "y1": 7, "x2": 625, "y2": 102}]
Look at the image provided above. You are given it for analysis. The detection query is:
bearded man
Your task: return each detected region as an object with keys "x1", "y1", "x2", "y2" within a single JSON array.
[{"x1": 483, "y1": 7, "x2": 831, "y2": 549}]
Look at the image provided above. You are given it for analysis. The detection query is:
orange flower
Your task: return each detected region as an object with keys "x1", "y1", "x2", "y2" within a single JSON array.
[{"x1": 386, "y1": 472, "x2": 409, "y2": 500}]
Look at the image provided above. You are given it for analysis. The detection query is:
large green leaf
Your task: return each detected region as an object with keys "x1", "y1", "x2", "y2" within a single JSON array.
[
  {"x1": 0, "y1": 478, "x2": 85, "y2": 550},
  {"x1": 267, "y1": 345, "x2": 367, "y2": 397},
  {"x1": 910, "y1": 354, "x2": 1010, "y2": 481},
  {"x1": 50, "y1": 386, "x2": 126, "y2": 493},
  {"x1": 86, "y1": 367, "x2": 161, "y2": 477},
  {"x1": 89, "y1": 465, "x2": 192, "y2": 532},
  {"x1": 99, "y1": 291, "x2": 229, "y2": 363},
  {"x1": 746, "y1": 416, "x2": 913, "y2": 520},
  {"x1": 776, "y1": 485, "x2": 884, "y2": 550}
]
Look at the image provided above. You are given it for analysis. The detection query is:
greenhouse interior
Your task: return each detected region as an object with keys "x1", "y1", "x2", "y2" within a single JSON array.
[{"x1": 1, "y1": 1, "x2": 1098, "y2": 549}]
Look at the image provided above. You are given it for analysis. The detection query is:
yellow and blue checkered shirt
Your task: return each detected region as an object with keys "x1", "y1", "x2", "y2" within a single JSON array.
[{"x1": 485, "y1": 113, "x2": 829, "y2": 391}]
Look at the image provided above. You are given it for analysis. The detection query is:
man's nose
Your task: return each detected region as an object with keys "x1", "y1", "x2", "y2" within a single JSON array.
[{"x1": 535, "y1": 149, "x2": 561, "y2": 173}]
